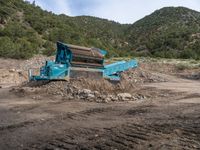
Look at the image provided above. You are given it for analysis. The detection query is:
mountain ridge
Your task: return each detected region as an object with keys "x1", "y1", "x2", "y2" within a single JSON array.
[{"x1": 0, "y1": 0, "x2": 200, "y2": 59}]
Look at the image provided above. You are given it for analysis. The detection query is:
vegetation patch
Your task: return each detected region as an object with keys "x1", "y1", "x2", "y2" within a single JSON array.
[{"x1": 0, "y1": 1, "x2": 200, "y2": 60}]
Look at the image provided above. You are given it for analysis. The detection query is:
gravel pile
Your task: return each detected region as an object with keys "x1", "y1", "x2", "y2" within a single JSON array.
[
  {"x1": 121, "y1": 68, "x2": 167, "y2": 84},
  {"x1": 3, "y1": 55, "x2": 167, "y2": 102},
  {"x1": 19, "y1": 55, "x2": 54, "y2": 70},
  {"x1": 42, "y1": 80, "x2": 147, "y2": 103},
  {"x1": 22, "y1": 64, "x2": 167, "y2": 103},
  {"x1": 0, "y1": 69, "x2": 27, "y2": 87}
]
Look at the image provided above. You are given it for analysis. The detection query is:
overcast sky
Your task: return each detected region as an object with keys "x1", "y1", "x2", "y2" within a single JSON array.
[{"x1": 26, "y1": 0, "x2": 200, "y2": 24}]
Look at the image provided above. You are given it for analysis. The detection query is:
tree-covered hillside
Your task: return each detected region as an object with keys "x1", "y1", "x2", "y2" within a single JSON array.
[
  {"x1": 0, "y1": 0, "x2": 127, "y2": 59},
  {"x1": 0, "y1": 0, "x2": 200, "y2": 60},
  {"x1": 126, "y1": 7, "x2": 200, "y2": 59}
]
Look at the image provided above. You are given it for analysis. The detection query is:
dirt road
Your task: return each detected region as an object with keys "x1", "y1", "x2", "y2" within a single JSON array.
[
  {"x1": 0, "y1": 73, "x2": 199, "y2": 150},
  {"x1": 145, "y1": 73, "x2": 200, "y2": 94}
]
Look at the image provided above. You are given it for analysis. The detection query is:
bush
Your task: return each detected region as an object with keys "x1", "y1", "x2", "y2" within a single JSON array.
[
  {"x1": 0, "y1": 37, "x2": 16, "y2": 58},
  {"x1": 42, "y1": 41, "x2": 55, "y2": 56},
  {"x1": 176, "y1": 63, "x2": 190, "y2": 71}
]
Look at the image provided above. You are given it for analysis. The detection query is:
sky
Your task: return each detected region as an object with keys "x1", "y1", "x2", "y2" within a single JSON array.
[{"x1": 26, "y1": 0, "x2": 200, "y2": 24}]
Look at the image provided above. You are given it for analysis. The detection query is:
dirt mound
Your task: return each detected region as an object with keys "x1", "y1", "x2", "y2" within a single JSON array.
[
  {"x1": 0, "y1": 55, "x2": 168, "y2": 99},
  {"x1": 121, "y1": 68, "x2": 167, "y2": 84},
  {"x1": 179, "y1": 72, "x2": 200, "y2": 80},
  {"x1": 19, "y1": 55, "x2": 54, "y2": 70},
  {"x1": 0, "y1": 69, "x2": 27, "y2": 88},
  {"x1": 0, "y1": 58, "x2": 22, "y2": 69},
  {"x1": 23, "y1": 68, "x2": 167, "y2": 103},
  {"x1": 38, "y1": 79, "x2": 134, "y2": 103},
  {"x1": 0, "y1": 55, "x2": 53, "y2": 88}
]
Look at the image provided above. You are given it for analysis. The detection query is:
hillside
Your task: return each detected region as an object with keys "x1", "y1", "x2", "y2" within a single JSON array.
[
  {"x1": 126, "y1": 7, "x2": 200, "y2": 59},
  {"x1": 0, "y1": 0, "x2": 200, "y2": 59},
  {"x1": 0, "y1": 0, "x2": 127, "y2": 59}
]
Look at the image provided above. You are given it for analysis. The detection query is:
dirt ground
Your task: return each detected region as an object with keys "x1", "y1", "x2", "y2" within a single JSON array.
[{"x1": 0, "y1": 57, "x2": 200, "y2": 150}]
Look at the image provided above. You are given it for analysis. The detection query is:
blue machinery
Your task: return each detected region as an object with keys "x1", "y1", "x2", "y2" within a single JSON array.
[{"x1": 29, "y1": 42, "x2": 138, "y2": 81}]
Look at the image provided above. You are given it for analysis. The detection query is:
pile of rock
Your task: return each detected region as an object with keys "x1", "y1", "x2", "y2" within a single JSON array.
[
  {"x1": 121, "y1": 68, "x2": 167, "y2": 84},
  {"x1": 42, "y1": 81, "x2": 147, "y2": 103},
  {"x1": 20, "y1": 55, "x2": 54, "y2": 71},
  {"x1": 0, "y1": 69, "x2": 27, "y2": 87}
]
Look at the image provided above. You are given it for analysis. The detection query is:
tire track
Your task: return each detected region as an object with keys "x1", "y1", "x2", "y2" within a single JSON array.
[{"x1": 30, "y1": 120, "x2": 200, "y2": 150}]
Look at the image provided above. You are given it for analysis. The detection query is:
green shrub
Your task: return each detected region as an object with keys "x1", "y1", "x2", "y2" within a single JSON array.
[{"x1": 176, "y1": 63, "x2": 190, "y2": 71}]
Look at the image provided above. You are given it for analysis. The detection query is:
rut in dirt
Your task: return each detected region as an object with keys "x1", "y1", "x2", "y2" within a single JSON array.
[
  {"x1": 28, "y1": 103, "x2": 200, "y2": 150},
  {"x1": 29, "y1": 121, "x2": 200, "y2": 150}
]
